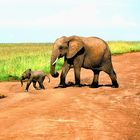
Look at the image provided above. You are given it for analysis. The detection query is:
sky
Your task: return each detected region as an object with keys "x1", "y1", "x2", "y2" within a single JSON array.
[{"x1": 0, "y1": 0, "x2": 140, "y2": 42}]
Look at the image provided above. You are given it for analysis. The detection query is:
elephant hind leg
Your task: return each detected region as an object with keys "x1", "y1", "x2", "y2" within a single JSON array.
[
  {"x1": 33, "y1": 81, "x2": 37, "y2": 89},
  {"x1": 90, "y1": 70, "x2": 100, "y2": 88},
  {"x1": 101, "y1": 61, "x2": 119, "y2": 88},
  {"x1": 38, "y1": 78, "x2": 45, "y2": 89},
  {"x1": 107, "y1": 69, "x2": 119, "y2": 88},
  {"x1": 38, "y1": 82, "x2": 45, "y2": 89}
]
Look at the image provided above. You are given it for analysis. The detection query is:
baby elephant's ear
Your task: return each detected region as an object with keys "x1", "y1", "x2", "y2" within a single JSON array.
[
  {"x1": 67, "y1": 40, "x2": 84, "y2": 59},
  {"x1": 26, "y1": 69, "x2": 31, "y2": 73},
  {"x1": 28, "y1": 69, "x2": 31, "y2": 71},
  {"x1": 26, "y1": 69, "x2": 31, "y2": 78}
]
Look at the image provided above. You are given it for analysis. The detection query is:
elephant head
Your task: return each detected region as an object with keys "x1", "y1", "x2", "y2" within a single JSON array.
[
  {"x1": 20, "y1": 69, "x2": 31, "y2": 86},
  {"x1": 50, "y1": 36, "x2": 85, "y2": 78}
]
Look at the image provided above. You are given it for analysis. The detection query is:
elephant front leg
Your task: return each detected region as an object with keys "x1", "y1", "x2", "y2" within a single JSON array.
[
  {"x1": 74, "y1": 66, "x2": 81, "y2": 87},
  {"x1": 59, "y1": 62, "x2": 70, "y2": 88},
  {"x1": 73, "y1": 55, "x2": 84, "y2": 87},
  {"x1": 25, "y1": 80, "x2": 32, "y2": 92}
]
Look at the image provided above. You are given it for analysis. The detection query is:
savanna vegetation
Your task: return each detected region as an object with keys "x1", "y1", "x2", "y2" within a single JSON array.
[
  {"x1": 108, "y1": 41, "x2": 140, "y2": 55},
  {"x1": 0, "y1": 41, "x2": 140, "y2": 81}
]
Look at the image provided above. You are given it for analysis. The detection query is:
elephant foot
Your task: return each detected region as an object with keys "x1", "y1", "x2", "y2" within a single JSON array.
[
  {"x1": 58, "y1": 84, "x2": 66, "y2": 88},
  {"x1": 112, "y1": 81, "x2": 119, "y2": 88},
  {"x1": 112, "y1": 84, "x2": 119, "y2": 88},
  {"x1": 75, "y1": 84, "x2": 82, "y2": 87},
  {"x1": 24, "y1": 89, "x2": 28, "y2": 92},
  {"x1": 41, "y1": 87, "x2": 45, "y2": 90},
  {"x1": 90, "y1": 83, "x2": 99, "y2": 88},
  {"x1": 36, "y1": 87, "x2": 42, "y2": 90}
]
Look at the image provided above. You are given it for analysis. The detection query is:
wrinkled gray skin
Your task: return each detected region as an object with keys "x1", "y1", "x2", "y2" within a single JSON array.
[
  {"x1": 50, "y1": 35, "x2": 119, "y2": 88},
  {"x1": 20, "y1": 69, "x2": 50, "y2": 92}
]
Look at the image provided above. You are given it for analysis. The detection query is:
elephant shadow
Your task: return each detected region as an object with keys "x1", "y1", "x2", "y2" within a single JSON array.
[{"x1": 54, "y1": 82, "x2": 113, "y2": 88}]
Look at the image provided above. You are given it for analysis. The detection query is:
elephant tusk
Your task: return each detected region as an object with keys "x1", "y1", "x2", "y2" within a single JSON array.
[{"x1": 52, "y1": 58, "x2": 58, "y2": 65}]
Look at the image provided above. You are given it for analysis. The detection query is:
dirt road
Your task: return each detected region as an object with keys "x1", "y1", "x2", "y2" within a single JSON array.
[{"x1": 0, "y1": 53, "x2": 140, "y2": 140}]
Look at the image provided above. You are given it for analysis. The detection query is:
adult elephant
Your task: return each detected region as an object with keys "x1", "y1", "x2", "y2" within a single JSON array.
[{"x1": 50, "y1": 36, "x2": 119, "y2": 88}]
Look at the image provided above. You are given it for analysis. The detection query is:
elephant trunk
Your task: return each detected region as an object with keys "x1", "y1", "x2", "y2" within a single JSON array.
[
  {"x1": 50, "y1": 50, "x2": 59, "y2": 78},
  {"x1": 20, "y1": 77, "x2": 24, "y2": 87}
]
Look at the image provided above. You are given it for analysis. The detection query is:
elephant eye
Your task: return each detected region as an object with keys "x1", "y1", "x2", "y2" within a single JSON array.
[{"x1": 59, "y1": 46, "x2": 63, "y2": 50}]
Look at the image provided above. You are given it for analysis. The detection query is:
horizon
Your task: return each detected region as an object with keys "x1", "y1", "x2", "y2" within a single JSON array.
[
  {"x1": 0, "y1": 40, "x2": 140, "y2": 44},
  {"x1": 0, "y1": 0, "x2": 140, "y2": 43}
]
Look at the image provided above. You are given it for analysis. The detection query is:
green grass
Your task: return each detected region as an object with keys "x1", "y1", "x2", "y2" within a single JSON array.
[
  {"x1": 0, "y1": 41, "x2": 140, "y2": 81},
  {"x1": 0, "y1": 43, "x2": 63, "y2": 81},
  {"x1": 108, "y1": 41, "x2": 140, "y2": 55}
]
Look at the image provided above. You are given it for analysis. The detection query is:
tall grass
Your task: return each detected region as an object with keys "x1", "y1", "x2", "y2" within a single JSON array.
[
  {"x1": 108, "y1": 41, "x2": 140, "y2": 55},
  {"x1": 0, "y1": 43, "x2": 63, "y2": 81},
  {"x1": 0, "y1": 41, "x2": 140, "y2": 81}
]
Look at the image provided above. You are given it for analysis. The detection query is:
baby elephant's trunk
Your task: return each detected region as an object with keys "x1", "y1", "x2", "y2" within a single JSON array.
[
  {"x1": 20, "y1": 76, "x2": 24, "y2": 86},
  {"x1": 20, "y1": 79, "x2": 23, "y2": 86}
]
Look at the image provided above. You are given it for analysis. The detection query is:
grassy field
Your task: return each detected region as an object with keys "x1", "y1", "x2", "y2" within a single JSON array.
[
  {"x1": 108, "y1": 41, "x2": 140, "y2": 55},
  {"x1": 0, "y1": 41, "x2": 140, "y2": 81},
  {"x1": 0, "y1": 43, "x2": 64, "y2": 81}
]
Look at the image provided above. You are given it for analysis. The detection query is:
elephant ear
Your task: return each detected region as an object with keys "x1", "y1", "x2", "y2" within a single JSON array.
[{"x1": 66, "y1": 40, "x2": 84, "y2": 59}]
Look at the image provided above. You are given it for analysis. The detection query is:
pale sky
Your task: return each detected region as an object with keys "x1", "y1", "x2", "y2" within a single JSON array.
[{"x1": 0, "y1": 0, "x2": 139, "y2": 42}]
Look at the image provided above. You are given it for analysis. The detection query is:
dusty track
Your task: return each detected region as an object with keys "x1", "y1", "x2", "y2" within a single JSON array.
[{"x1": 0, "y1": 53, "x2": 140, "y2": 140}]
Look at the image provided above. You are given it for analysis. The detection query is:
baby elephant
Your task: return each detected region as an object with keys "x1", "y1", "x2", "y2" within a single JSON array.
[{"x1": 20, "y1": 69, "x2": 50, "y2": 92}]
